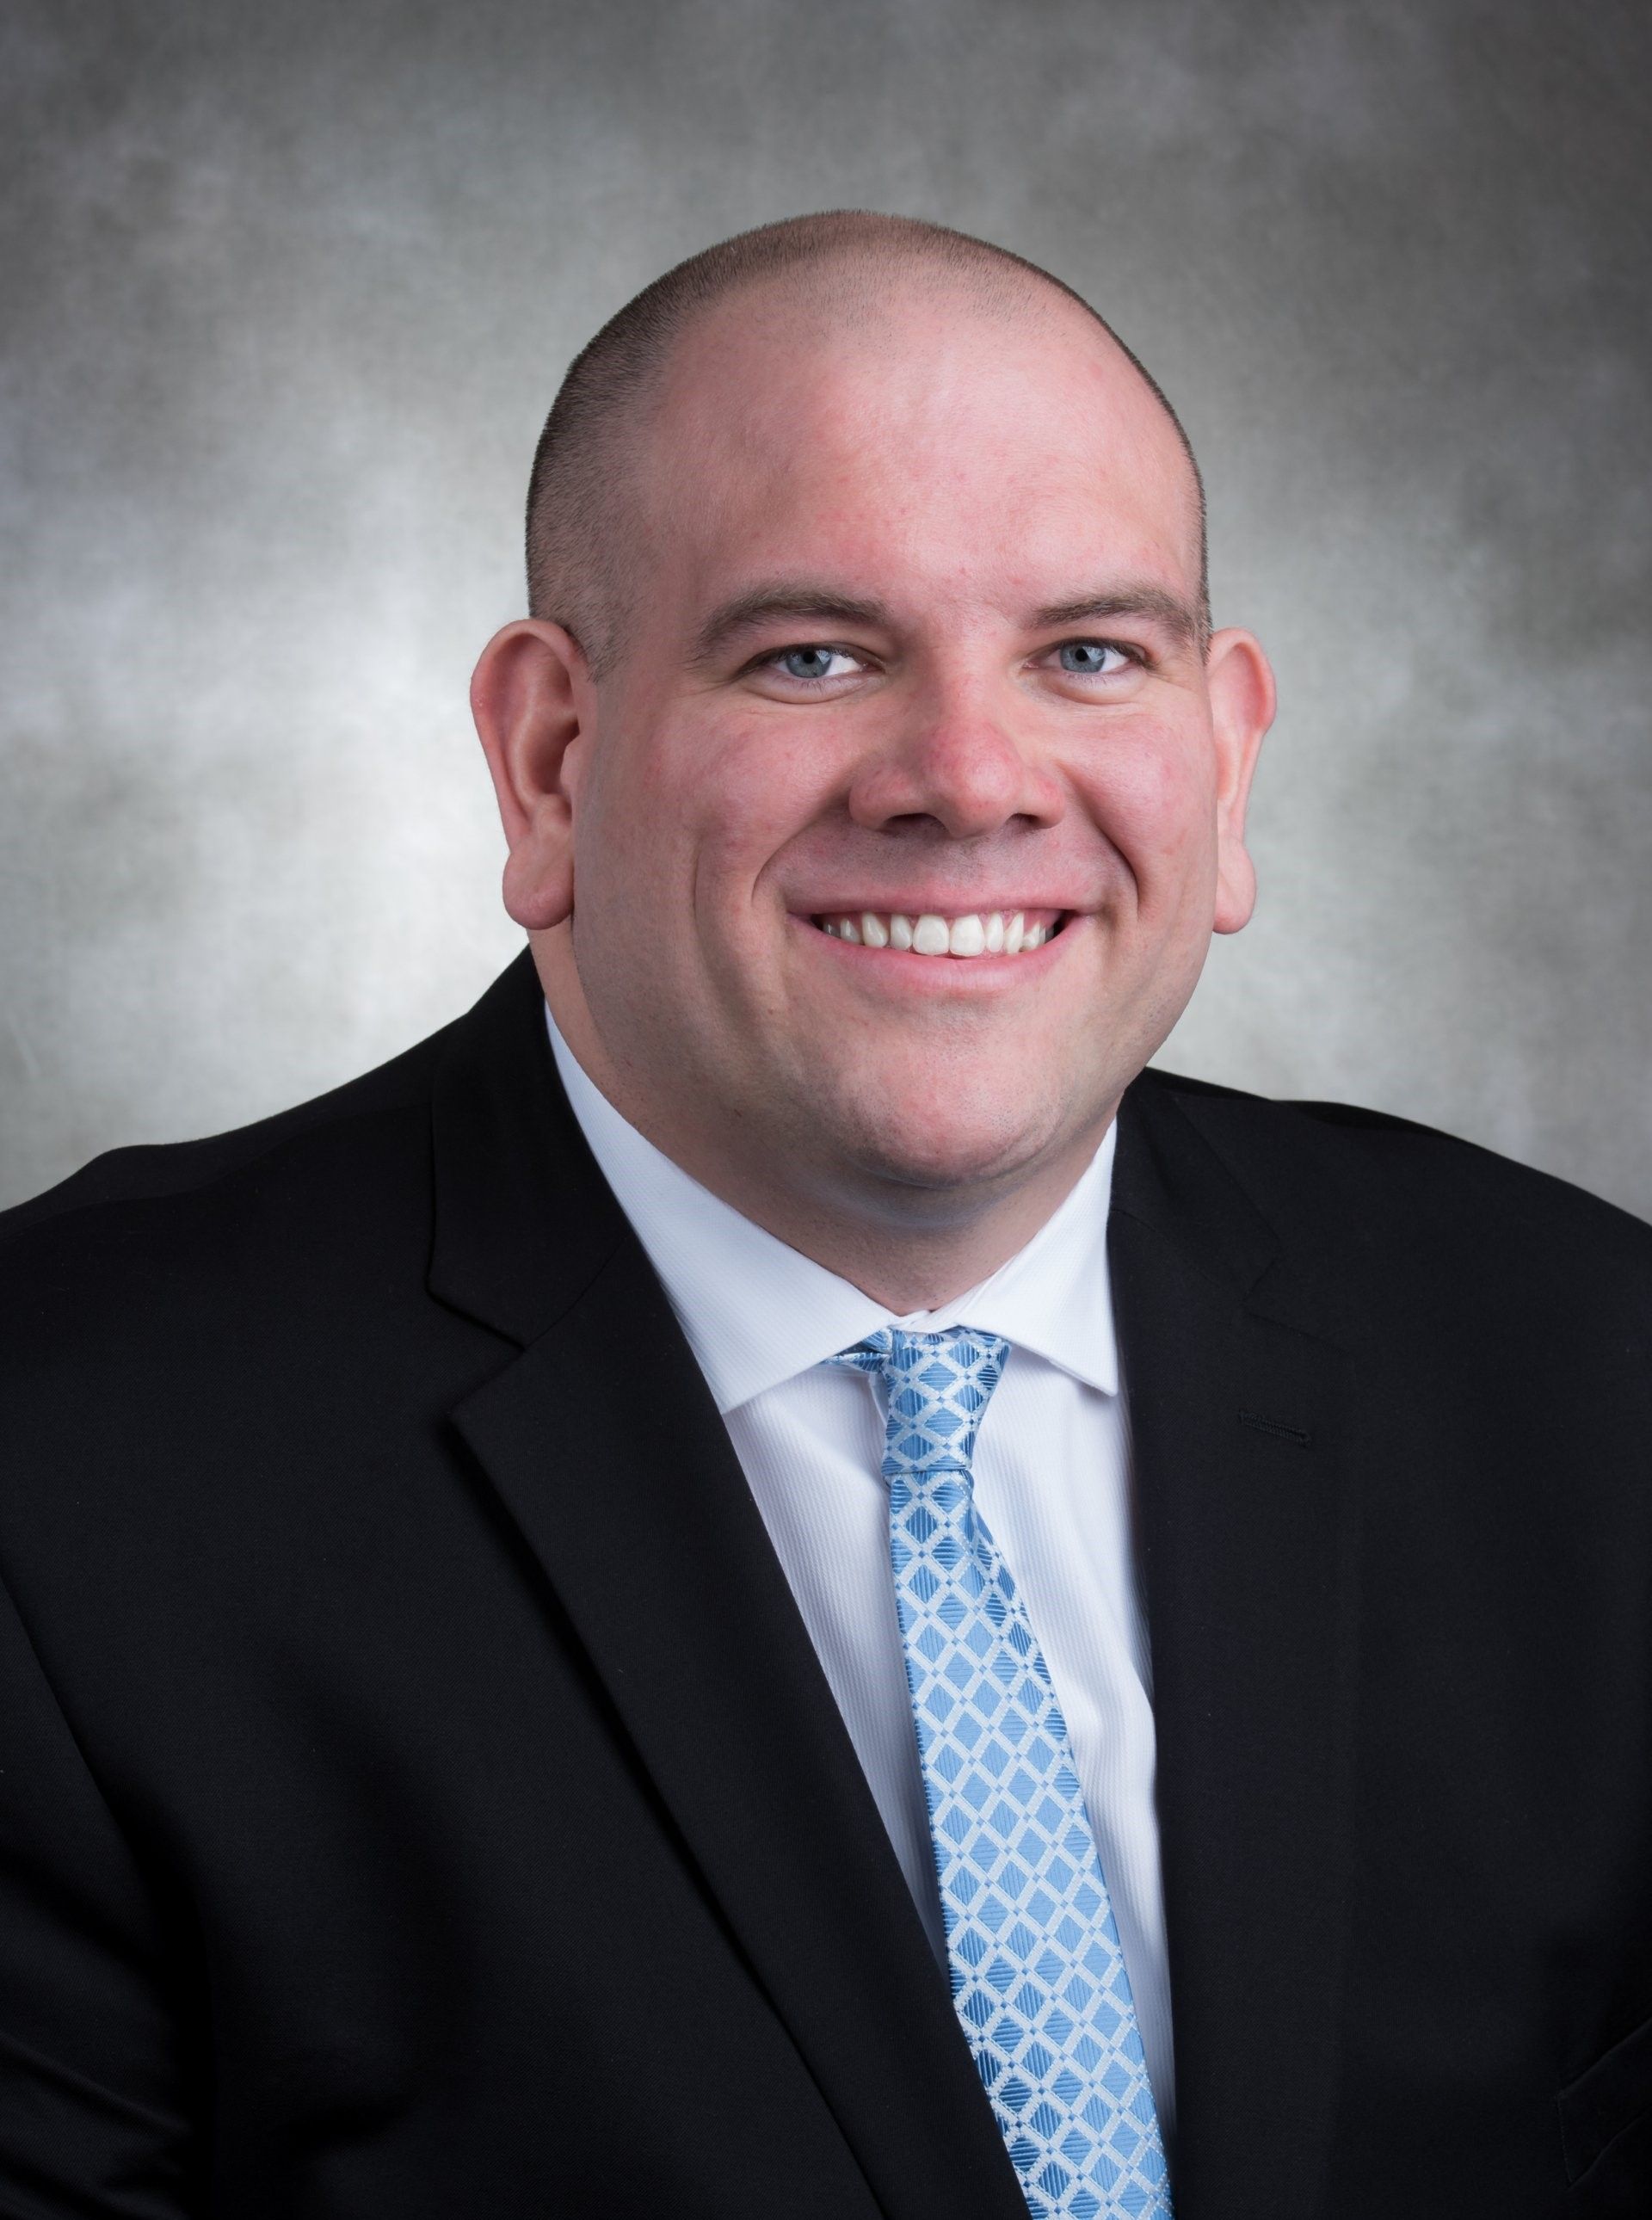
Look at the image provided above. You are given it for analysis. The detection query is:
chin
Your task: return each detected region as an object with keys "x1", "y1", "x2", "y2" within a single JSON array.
[{"x1": 819, "y1": 1068, "x2": 1076, "y2": 1203}]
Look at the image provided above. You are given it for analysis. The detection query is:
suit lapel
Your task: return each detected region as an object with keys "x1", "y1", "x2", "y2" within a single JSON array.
[
  {"x1": 1112, "y1": 1079, "x2": 1360, "y2": 2220},
  {"x1": 429, "y1": 956, "x2": 1029, "y2": 2220}
]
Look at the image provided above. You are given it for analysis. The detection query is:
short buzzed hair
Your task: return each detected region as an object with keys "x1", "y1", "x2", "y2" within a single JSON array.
[{"x1": 526, "y1": 210, "x2": 1208, "y2": 677}]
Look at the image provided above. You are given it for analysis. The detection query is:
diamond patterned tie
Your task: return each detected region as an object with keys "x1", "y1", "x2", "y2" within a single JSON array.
[{"x1": 830, "y1": 1327, "x2": 1171, "y2": 2220}]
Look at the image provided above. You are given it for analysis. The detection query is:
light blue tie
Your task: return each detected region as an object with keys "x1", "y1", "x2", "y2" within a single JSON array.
[{"x1": 831, "y1": 1326, "x2": 1171, "y2": 2220}]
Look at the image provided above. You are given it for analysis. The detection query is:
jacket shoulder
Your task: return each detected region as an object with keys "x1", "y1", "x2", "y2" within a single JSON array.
[
  {"x1": 0, "y1": 1018, "x2": 459, "y2": 1249},
  {"x1": 0, "y1": 1020, "x2": 469, "y2": 1377},
  {"x1": 1136, "y1": 1063, "x2": 1652, "y2": 1279}
]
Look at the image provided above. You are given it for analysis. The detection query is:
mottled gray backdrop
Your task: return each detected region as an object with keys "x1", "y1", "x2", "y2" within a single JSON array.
[{"x1": 3, "y1": 0, "x2": 1649, "y2": 1215}]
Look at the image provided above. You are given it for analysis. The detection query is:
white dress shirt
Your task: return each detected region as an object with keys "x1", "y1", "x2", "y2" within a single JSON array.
[{"x1": 546, "y1": 1008, "x2": 1175, "y2": 2126}]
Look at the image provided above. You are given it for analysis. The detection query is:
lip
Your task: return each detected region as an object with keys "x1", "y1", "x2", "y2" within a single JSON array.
[{"x1": 787, "y1": 901, "x2": 1075, "y2": 922}]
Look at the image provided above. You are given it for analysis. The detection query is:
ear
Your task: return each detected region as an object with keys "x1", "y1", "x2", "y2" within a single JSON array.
[
  {"x1": 470, "y1": 620, "x2": 592, "y2": 931},
  {"x1": 1204, "y1": 626, "x2": 1277, "y2": 935}
]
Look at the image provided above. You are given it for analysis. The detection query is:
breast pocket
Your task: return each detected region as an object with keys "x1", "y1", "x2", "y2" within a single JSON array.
[{"x1": 1559, "y1": 2008, "x2": 1652, "y2": 2195}]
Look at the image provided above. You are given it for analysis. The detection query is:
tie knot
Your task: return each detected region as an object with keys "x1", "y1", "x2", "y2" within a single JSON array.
[{"x1": 829, "y1": 1325, "x2": 1009, "y2": 1475}]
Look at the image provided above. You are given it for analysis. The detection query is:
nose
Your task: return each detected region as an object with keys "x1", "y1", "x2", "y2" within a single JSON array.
[{"x1": 847, "y1": 686, "x2": 1065, "y2": 842}]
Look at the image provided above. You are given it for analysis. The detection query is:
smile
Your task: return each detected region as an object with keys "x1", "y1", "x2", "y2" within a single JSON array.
[{"x1": 810, "y1": 910, "x2": 1066, "y2": 957}]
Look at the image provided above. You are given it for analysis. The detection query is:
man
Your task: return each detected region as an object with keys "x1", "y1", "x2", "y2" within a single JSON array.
[{"x1": 1, "y1": 212, "x2": 1647, "y2": 2218}]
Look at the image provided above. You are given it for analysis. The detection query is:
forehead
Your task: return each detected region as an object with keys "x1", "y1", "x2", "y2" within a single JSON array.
[{"x1": 644, "y1": 281, "x2": 1201, "y2": 616}]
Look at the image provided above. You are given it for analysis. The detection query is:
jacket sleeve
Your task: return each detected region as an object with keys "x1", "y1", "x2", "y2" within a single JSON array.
[{"x1": 0, "y1": 1566, "x2": 203, "y2": 2217}]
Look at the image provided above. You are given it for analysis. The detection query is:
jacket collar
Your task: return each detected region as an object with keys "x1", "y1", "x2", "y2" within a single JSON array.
[{"x1": 427, "y1": 951, "x2": 627, "y2": 1347}]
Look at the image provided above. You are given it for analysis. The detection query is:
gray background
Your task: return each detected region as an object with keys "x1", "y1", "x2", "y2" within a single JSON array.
[{"x1": 3, "y1": 0, "x2": 1649, "y2": 1216}]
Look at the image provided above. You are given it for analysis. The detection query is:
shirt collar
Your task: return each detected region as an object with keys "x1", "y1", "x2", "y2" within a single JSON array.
[{"x1": 546, "y1": 1004, "x2": 1119, "y2": 1414}]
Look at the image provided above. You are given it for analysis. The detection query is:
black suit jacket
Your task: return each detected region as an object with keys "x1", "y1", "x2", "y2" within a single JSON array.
[{"x1": 2, "y1": 950, "x2": 1649, "y2": 2217}]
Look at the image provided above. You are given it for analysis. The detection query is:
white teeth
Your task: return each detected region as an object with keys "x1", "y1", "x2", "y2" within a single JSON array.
[{"x1": 816, "y1": 907, "x2": 1057, "y2": 954}]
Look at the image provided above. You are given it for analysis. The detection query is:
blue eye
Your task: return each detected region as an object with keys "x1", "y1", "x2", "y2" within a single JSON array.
[
  {"x1": 1057, "y1": 641, "x2": 1127, "y2": 675},
  {"x1": 777, "y1": 645, "x2": 850, "y2": 681}
]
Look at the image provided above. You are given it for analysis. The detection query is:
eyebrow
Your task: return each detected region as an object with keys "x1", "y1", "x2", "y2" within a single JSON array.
[
  {"x1": 692, "y1": 585, "x2": 895, "y2": 664},
  {"x1": 1030, "y1": 587, "x2": 1202, "y2": 649},
  {"x1": 689, "y1": 577, "x2": 1203, "y2": 664}
]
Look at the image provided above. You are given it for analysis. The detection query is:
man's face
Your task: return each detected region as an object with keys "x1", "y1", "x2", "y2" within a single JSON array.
[{"x1": 523, "y1": 287, "x2": 1271, "y2": 1219}]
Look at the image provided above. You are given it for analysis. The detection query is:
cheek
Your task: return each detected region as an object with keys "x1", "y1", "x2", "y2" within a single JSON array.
[
  {"x1": 1072, "y1": 722, "x2": 1218, "y2": 889},
  {"x1": 576, "y1": 720, "x2": 710, "y2": 886},
  {"x1": 712, "y1": 715, "x2": 843, "y2": 832},
  {"x1": 678, "y1": 720, "x2": 848, "y2": 899},
  {"x1": 582, "y1": 708, "x2": 840, "y2": 920}
]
